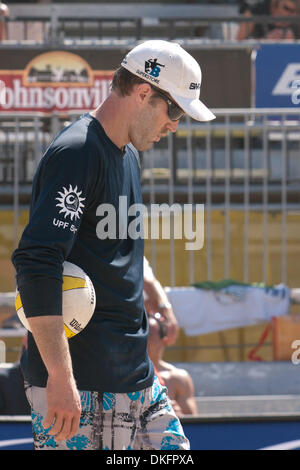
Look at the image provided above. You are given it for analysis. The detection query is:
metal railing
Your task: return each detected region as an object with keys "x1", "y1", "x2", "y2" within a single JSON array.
[
  {"x1": 142, "y1": 109, "x2": 300, "y2": 286},
  {"x1": 1, "y1": 108, "x2": 300, "y2": 287},
  {"x1": 1, "y1": 3, "x2": 300, "y2": 43}
]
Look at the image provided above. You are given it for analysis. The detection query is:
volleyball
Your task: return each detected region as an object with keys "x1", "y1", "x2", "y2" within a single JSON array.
[{"x1": 15, "y1": 261, "x2": 96, "y2": 338}]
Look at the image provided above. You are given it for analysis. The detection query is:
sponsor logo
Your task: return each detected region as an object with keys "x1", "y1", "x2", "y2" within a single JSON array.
[
  {"x1": 144, "y1": 58, "x2": 165, "y2": 78},
  {"x1": 23, "y1": 51, "x2": 93, "y2": 87},
  {"x1": 55, "y1": 184, "x2": 85, "y2": 221},
  {"x1": 0, "y1": 51, "x2": 113, "y2": 113},
  {"x1": 136, "y1": 69, "x2": 160, "y2": 84},
  {"x1": 272, "y1": 63, "x2": 300, "y2": 97},
  {"x1": 70, "y1": 318, "x2": 83, "y2": 332},
  {"x1": 189, "y1": 82, "x2": 200, "y2": 90},
  {"x1": 52, "y1": 219, "x2": 78, "y2": 233}
]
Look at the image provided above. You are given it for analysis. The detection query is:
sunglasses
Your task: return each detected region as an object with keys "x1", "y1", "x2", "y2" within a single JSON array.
[{"x1": 151, "y1": 86, "x2": 185, "y2": 122}]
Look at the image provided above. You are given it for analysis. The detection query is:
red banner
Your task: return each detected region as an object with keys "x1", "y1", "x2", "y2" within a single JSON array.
[{"x1": 0, "y1": 50, "x2": 113, "y2": 114}]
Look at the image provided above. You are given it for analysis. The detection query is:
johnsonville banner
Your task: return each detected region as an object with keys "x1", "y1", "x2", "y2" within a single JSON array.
[
  {"x1": 0, "y1": 50, "x2": 114, "y2": 114},
  {"x1": 0, "y1": 47, "x2": 252, "y2": 113}
]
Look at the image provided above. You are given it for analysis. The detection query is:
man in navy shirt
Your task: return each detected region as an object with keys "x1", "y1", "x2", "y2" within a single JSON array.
[{"x1": 12, "y1": 40, "x2": 214, "y2": 450}]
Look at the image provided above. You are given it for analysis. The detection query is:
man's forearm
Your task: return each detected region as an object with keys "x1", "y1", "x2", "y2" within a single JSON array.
[
  {"x1": 28, "y1": 315, "x2": 74, "y2": 379},
  {"x1": 143, "y1": 277, "x2": 171, "y2": 311},
  {"x1": 144, "y1": 277, "x2": 179, "y2": 345},
  {"x1": 27, "y1": 315, "x2": 81, "y2": 442}
]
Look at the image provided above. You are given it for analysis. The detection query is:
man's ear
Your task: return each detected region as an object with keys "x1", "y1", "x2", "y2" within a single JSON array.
[{"x1": 135, "y1": 83, "x2": 152, "y2": 105}]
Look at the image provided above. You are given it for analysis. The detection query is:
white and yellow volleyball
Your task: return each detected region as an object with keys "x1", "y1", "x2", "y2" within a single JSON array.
[{"x1": 15, "y1": 261, "x2": 96, "y2": 338}]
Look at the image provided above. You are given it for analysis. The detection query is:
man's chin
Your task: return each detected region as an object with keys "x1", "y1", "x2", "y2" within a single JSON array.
[{"x1": 134, "y1": 141, "x2": 154, "y2": 152}]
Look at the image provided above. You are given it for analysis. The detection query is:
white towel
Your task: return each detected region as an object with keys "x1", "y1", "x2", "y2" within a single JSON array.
[{"x1": 165, "y1": 284, "x2": 290, "y2": 336}]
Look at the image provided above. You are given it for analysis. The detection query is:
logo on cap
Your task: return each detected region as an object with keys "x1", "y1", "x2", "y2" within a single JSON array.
[
  {"x1": 189, "y1": 82, "x2": 200, "y2": 90},
  {"x1": 144, "y1": 59, "x2": 165, "y2": 78}
]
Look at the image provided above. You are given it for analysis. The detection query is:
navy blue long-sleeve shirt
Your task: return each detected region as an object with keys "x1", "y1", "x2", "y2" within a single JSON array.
[{"x1": 12, "y1": 113, "x2": 154, "y2": 393}]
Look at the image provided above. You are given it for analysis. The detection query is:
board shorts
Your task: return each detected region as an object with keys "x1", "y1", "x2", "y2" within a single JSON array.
[{"x1": 25, "y1": 375, "x2": 190, "y2": 450}]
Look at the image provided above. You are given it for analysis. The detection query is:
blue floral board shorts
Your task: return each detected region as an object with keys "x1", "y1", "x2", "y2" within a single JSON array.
[{"x1": 25, "y1": 376, "x2": 190, "y2": 450}]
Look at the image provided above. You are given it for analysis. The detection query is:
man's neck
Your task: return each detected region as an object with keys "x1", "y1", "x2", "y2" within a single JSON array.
[{"x1": 91, "y1": 94, "x2": 131, "y2": 150}]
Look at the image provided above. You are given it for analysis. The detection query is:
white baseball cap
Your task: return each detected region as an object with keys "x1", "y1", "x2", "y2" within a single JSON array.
[{"x1": 121, "y1": 40, "x2": 215, "y2": 122}]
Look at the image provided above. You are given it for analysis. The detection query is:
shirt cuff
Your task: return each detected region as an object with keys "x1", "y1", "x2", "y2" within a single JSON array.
[{"x1": 17, "y1": 276, "x2": 63, "y2": 318}]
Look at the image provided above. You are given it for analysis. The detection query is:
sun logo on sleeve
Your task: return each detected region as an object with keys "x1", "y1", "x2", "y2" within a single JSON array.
[{"x1": 55, "y1": 184, "x2": 86, "y2": 221}]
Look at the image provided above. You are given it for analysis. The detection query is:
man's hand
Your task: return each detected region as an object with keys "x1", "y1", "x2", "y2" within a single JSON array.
[
  {"x1": 44, "y1": 374, "x2": 81, "y2": 442},
  {"x1": 157, "y1": 303, "x2": 178, "y2": 346},
  {"x1": 143, "y1": 265, "x2": 179, "y2": 346},
  {"x1": 27, "y1": 315, "x2": 82, "y2": 442}
]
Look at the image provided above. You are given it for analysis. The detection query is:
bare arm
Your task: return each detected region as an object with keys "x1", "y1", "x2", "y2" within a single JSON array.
[
  {"x1": 28, "y1": 315, "x2": 81, "y2": 442},
  {"x1": 172, "y1": 369, "x2": 198, "y2": 416},
  {"x1": 143, "y1": 274, "x2": 178, "y2": 346}
]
